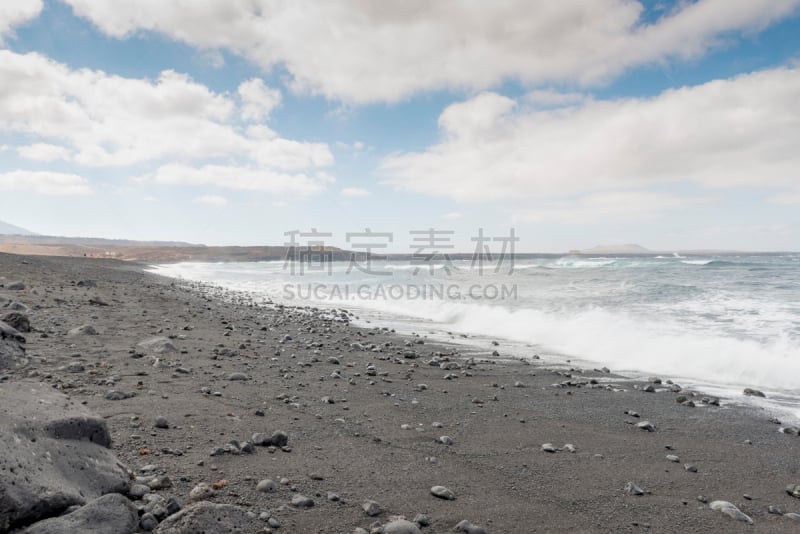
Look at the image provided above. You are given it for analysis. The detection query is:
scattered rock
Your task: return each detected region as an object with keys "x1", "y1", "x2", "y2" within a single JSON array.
[
  {"x1": 454, "y1": 519, "x2": 489, "y2": 534},
  {"x1": 154, "y1": 416, "x2": 169, "y2": 429},
  {"x1": 140, "y1": 512, "x2": 159, "y2": 532},
  {"x1": 541, "y1": 443, "x2": 557, "y2": 453},
  {"x1": 105, "y1": 390, "x2": 135, "y2": 401},
  {"x1": 257, "y1": 479, "x2": 277, "y2": 493},
  {"x1": 154, "y1": 502, "x2": 258, "y2": 533},
  {"x1": 189, "y1": 483, "x2": 214, "y2": 501},
  {"x1": 226, "y1": 372, "x2": 251, "y2": 381},
  {"x1": 786, "y1": 484, "x2": 800, "y2": 498},
  {"x1": 636, "y1": 421, "x2": 656, "y2": 432},
  {"x1": 1, "y1": 312, "x2": 30, "y2": 332},
  {"x1": 624, "y1": 482, "x2": 645, "y2": 496},
  {"x1": 68, "y1": 324, "x2": 98, "y2": 336},
  {"x1": 431, "y1": 485, "x2": 456, "y2": 500},
  {"x1": 291, "y1": 494, "x2": 315, "y2": 509},
  {"x1": 743, "y1": 388, "x2": 766, "y2": 398},
  {"x1": 136, "y1": 337, "x2": 178, "y2": 354},
  {"x1": 24, "y1": 493, "x2": 138, "y2": 534},
  {"x1": 709, "y1": 500, "x2": 753, "y2": 524},
  {"x1": 0, "y1": 320, "x2": 26, "y2": 369},
  {"x1": 362, "y1": 499, "x2": 382, "y2": 516},
  {"x1": 382, "y1": 519, "x2": 422, "y2": 534}
]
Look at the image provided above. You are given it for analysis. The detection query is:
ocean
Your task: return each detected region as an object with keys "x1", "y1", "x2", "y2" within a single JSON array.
[{"x1": 148, "y1": 253, "x2": 800, "y2": 419}]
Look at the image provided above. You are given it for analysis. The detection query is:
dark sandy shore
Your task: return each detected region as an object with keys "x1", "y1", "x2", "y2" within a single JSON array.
[{"x1": 2, "y1": 252, "x2": 800, "y2": 533}]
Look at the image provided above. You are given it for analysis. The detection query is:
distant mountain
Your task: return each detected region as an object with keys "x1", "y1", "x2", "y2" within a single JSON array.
[
  {"x1": 575, "y1": 243, "x2": 651, "y2": 255},
  {"x1": 0, "y1": 220, "x2": 36, "y2": 236}
]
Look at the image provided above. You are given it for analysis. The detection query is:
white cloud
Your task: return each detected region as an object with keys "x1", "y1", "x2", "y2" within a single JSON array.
[
  {"x1": 145, "y1": 163, "x2": 334, "y2": 196},
  {"x1": 238, "y1": 78, "x2": 281, "y2": 121},
  {"x1": 17, "y1": 143, "x2": 72, "y2": 162},
  {"x1": 512, "y1": 192, "x2": 702, "y2": 224},
  {"x1": 0, "y1": 1, "x2": 43, "y2": 43},
  {"x1": 0, "y1": 50, "x2": 332, "y2": 171},
  {"x1": 0, "y1": 170, "x2": 91, "y2": 195},
  {"x1": 442, "y1": 211, "x2": 462, "y2": 220},
  {"x1": 194, "y1": 194, "x2": 228, "y2": 206},
  {"x1": 63, "y1": 0, "x2": 800, "y2": 102},
  {"x1": 767, "y1": 190, "x2": 800, "y2": 205},
  {"x1": 340, "y1": 187, "x2": 369, "y2": 197},
  {"x1": 382, "y1": 68, "x2": 800, "y2": 202}
]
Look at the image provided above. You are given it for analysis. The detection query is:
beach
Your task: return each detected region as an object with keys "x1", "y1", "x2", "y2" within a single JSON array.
[{"x1": 2, "y1": 251, "x2": 800, "y2": 533}]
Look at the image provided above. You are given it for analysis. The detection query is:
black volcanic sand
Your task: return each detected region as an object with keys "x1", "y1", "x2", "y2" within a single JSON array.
[{"x1": 2, "y1": 252, "x2": 800, "y2": 533}]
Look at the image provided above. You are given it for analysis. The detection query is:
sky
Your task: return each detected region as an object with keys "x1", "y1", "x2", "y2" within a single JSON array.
[{"x1": 0, "y1": 0, "x2": 799, "y2": 252}]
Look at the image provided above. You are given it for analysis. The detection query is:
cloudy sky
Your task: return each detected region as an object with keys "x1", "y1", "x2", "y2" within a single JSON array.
[{"x1": 1, "y1": 0, "x2": 799, "y2": 251}]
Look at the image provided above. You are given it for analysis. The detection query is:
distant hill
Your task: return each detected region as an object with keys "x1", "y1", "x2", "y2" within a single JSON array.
[
  {"x1": 0, "y1": 220, "x2": 36, "y2": 236},
  {"x1": 574, "y1": 244, "x2": 651, "y2": 255}
]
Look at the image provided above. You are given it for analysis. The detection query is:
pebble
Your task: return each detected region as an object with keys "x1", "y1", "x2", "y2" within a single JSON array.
[
  {"x1": 189, "y1": 483, "x2": 214, "y2": 501},
  {"x1": 362, "y1": 499, "x2": 382, "y2": 516},
  {"x1": 438, "y1": 435, "x2": 454, "y2": 445},
  {"x1": 786, "y1": 512, "x2": 800, "y2": 521},
  {"x1": 291, "y1": 494, "x2": 314, "y2": 509},
  {"x1": 140, "y1": 513, "x2": 159, "y2": 531},
  {"x1": 636, "y1": 421, "x2": 656, "y2": 432},
  {"x1": 768, "y1": 505, "x2": 784, "y2": 514},
  {"x1": 624, "y1": 482, "x2": 644, "y2": 496},
  {"x1": 743, "y1": 388, "x2": 766, "y2": 397},
  {"x1": 66, "y1": 362, "x2": 85, "y2": 373},
  {"x1": 430, "y1": 485, "x2": 456, "y2": 500},
  {"x1": 382, "y1": 519, "x2": 422, "y2": 534},
  {"x1": 257, "y1": 479, "x2": 277, "y2": 493},
  {"x1": 666, "y1": 454, "x2": 680, "y2": 463},
  {"x1": 154, "y1": 416, "x2": 169, "y2": 429},
  {"x1": 454, "y1": 519, "x2": 489, "y2": 534},
  {"x1": 541, "y1": 443, "x2": 557, "y2": 453},
  {"x1": 684, "y1": 464, "x2": 698, "y2": 473},
  {"x1": 226, "y1": 372, "x2": 251, "y2": 381},
  {"x1": 128, "y1": 484, "x2": 151, "y2": 499},
  {"x1": 709, "y1": 500, "x2": 753, "y2": 524},
  {"x1": 786, "y1": 484, "x2": 800, "y2": 498}
]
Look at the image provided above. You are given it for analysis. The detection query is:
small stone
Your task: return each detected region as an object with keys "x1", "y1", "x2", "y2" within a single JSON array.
[
  {"x1": 66, "y1": 362, "x2": 85, "y2": 373},
  {"x1": 147, "y1": 475, "x2": 172, "y2": 490},
  {"x1": 768, "y1": 505, "x2": 784, "y2": 515},
  {"x1": 227, "y1": 372, "x2": 250, "y2": 381},
  {"x1": 189, "y1": 482, "x2": 214, "y2": 501},
  {"x1": 430, "y1": 485, "x2": 455, "y2": 500},
  {"x1": 257, "y1": 479, "x2": 277, "y2": 493},
  {"x1": 541, "y1": 443, "x2": 557, "y2": 453},
  {"x1": 140, "y1": 512, "x2": 159, "y2": 531},
  {"x1": 382, "y1": 519, "x2": 422, "y2": 534},
  {"x1": 636, "y1": 421, "x2": 656, "y2": 432},
  {"x1": 624, "y1": 482, "x2": 644, "y2": 496},
  {"x1": 413, "y1": 514, "x2": 430, "y2": 526},
  {"x1": 438, "y1": 435, "x2": 454, "y2": 445},
  {"x1": 154, "y1": 416, "x2": 169, "y2": 429},
  {"x1": 666, "y1": 454, "x2": 680, "y2": 462},
  {"x1": 327, "y1": 491, "x2": 340, "y2": 502},
  {"x1": 362, "y1": 499, "x2": 382, "y2": 516},
  {"x1": 291, "y1": 494, "x2": 314, "y2": 509},
  {"x1": 786, "y1": 484, "x2": 800, "y2": 498},
  {"x1": 129, "y1": 484, "x2": 151, "y2": 499},
  {"x1": 709, "y1": 500, "x2": 753, "y2": 524},
  {"x1": 743, "y1": 388, "x2": 766, "y2": 397},
  {"x1": 786, "y1": 512, "x2": 800, "y2": 521},
  {"x1": 684, "y1": 464, "x2": 698, "y2": 473},
  {"x1": 453, "y1": 519, "x2": 489, "y2": 534}
]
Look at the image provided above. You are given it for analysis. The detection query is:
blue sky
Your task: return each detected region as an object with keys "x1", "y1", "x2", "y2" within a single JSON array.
[{"x1": 1, "y1": 0, "x2": 799, "y2": 252}]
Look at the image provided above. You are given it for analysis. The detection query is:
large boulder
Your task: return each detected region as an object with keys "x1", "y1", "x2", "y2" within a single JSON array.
[
  {"x1": 0, "y1": 320, "x2": 25, "y2": 370},
  {"x1": 0, "y1": 381, "x2": 131, "y2": 531},
  {"x1": 1, "y1": 312, "x2": 30, "y2": 333},
  {"x1": 154, "y1": 502, "x2": 258, "y2": 533},
  {"x1": 23, "y1": 493, "x2": 138, "y2": 534}
]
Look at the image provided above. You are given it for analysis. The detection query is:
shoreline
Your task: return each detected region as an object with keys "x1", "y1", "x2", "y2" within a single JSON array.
[{"x1": 2, "y1": 252, "x2": 800, "y2": 532}]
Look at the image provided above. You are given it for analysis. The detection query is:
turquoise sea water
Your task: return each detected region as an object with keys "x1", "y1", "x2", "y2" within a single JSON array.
[{"x1": 149, "y1": 253, "x2": 800, "y2": 418}]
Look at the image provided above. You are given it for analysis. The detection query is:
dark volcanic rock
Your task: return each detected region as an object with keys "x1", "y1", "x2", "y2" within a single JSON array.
[
  {"x1": 0, "y1": 381, "x2": 130, "y2": 530},
  {"x1": 2, "y1": 312, "x2": 30, "y2": 333},
  {"x1": 154, "y1": 502, "x2": 258, "y2": 533},
  {"x1": 0, "y1": 320, "x2": 26, "y2": 369},
  {"x1": 24, "y1": 493, "x2": 138, "y2": 534}
]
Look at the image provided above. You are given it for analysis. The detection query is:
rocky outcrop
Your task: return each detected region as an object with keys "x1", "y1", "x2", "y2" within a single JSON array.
[{"x1": 0, "y1": 381, "x2": 131, "y2": 531}]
